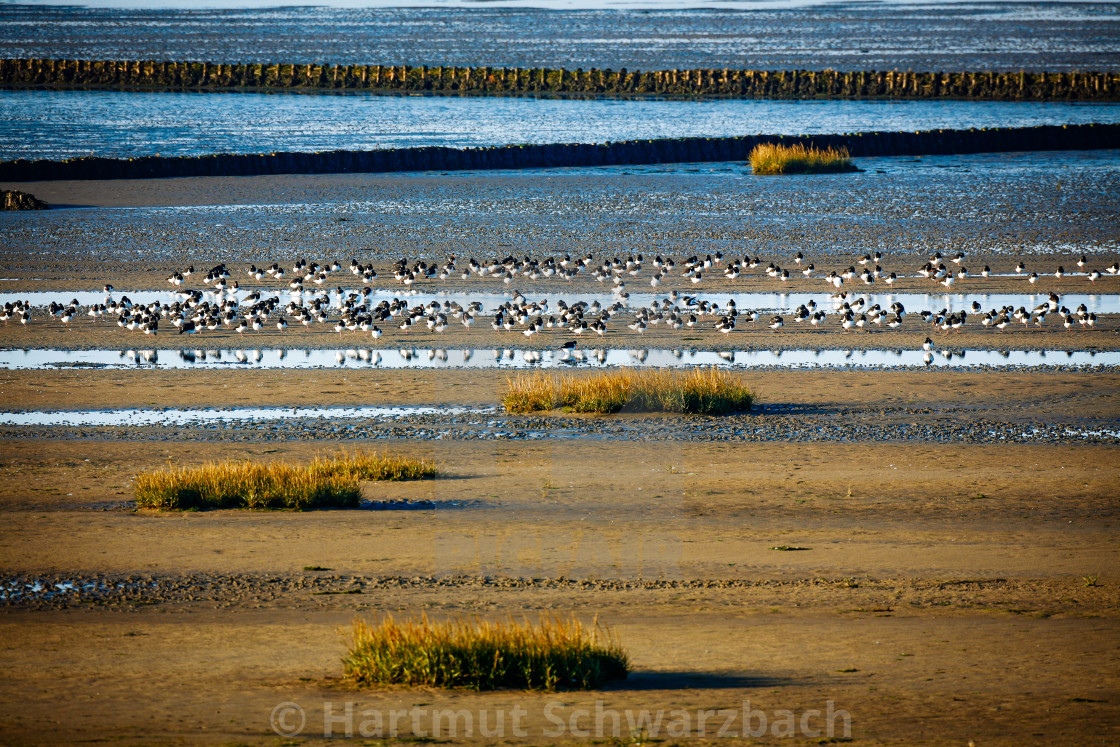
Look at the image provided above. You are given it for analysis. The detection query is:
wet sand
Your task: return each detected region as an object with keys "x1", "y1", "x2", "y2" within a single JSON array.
[
  {"x1": 1, "y1": 315, "x2": 1118, "y2": 354},
  {"x1": 1, "y1": 437, "x2": 1118, "y2": 744},
  {"x1": 3, "y1": 153, "x2": 1119, "y2": 280},
  {"x1": 2, "y1": 605, "x2": 1115, "y2": 745},
  {"x1": 0, "y1": 366, "x2": 1114, "y2": 410}
]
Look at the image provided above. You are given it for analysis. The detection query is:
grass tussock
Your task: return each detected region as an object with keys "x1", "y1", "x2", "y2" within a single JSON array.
[
  {"x1": 320, "y1": 447, "x2": 438, "y2": 482},
  {"x1": 749, "y1": 142, "x2": 858, "y2": 175},
  {"x1": 344, "y1": 613, "x2": 629, "y2": 691},
  {"x1": 501, "y1": 367, "x2": 754, "y2": 415},
  {"x1": 134, "y1": 449, "x2": 437, "y2": 510}
]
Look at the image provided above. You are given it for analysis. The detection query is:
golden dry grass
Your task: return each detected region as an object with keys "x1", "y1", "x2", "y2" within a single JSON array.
[
  {"x1": 344, "y1": 613, "x2": 629, "y2": 691},
  {"x1": 749, "y1": 142, "x2": 857, "y2": 175},
  {"x1": 501, "y1": 367, "x2": 754, "y2": 414},
  {"x1": 320, "y1": 447, "x2": 438, "y2": 482},
  {"x1": 134, "y1": 448, "x2": 437, "y2": 510}
]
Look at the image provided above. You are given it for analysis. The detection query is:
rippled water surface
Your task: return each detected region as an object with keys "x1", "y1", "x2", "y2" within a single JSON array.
[
  {"x1": 5, "y1": 90, "x2": 1118, "y2": 162},
  {"x1": 2, "y1": 347, "x2": 1116, "y2": 370},
  {"x1": 3, "y1": 3, "x2": 1118, "y2": 71}
]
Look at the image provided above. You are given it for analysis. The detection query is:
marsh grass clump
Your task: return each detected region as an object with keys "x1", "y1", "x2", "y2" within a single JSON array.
[
  {"x1": 134, "y1": 449, "x2": 436, "y2": 510},
  {"x1": 502, "y1": 368, "x2": 754, "y2": 415},
  {"x1": 749, "y1": 143, "x2": 858, "y2": 175},
  {"x1": 134, "y1": 460, "x2": 360, "y2": 510},
  {"x1": 344, "y1": 614, "x2": 629, "y2": 691},
  {"x1": 319, "y1": 448, "x2": 438, "y2": 482}
]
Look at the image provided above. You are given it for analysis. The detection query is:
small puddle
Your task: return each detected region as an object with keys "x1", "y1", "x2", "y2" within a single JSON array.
[
  {"x1": 0, "y1": 578, "x2": 153, "y2": 602},
  {"x1": 1, "y1": 347, "x2": 1118, "y2": 371},
  {"x1": 0, "y1": 405, "x2": 492, "y2": 427},
  {"x1": 1062, "y1": 427, "x2": 1120, "y2": 440}
]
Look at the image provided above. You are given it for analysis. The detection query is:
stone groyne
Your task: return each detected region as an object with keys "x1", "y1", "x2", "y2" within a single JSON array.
[
  {"x1": 2, "y1": 59, "x2": 1117, "y2": 101},
  {"x1": 2, "y1": 124, "x2": 1116, "y2": 182}
]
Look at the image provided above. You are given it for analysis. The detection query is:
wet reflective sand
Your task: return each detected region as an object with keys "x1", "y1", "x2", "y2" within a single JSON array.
[
  {"x1": 2, "y1": 346, "x2": 1118, "y2": 371},
  {"x1": 4, "y1": 154, "x2": 1116, "y2": 279}
]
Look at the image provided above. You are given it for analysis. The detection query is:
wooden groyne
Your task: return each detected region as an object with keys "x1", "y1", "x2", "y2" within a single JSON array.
[
  {"x1": 3, "y1": 124, "x2": 1116, "y2": 182},
  {"x1": 2, "y1": 59, "x2": 1118, "y2": 101}
]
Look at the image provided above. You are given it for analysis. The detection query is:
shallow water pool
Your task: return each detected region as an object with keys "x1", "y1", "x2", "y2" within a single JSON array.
[
  {"x1": 2, "y1": 346, "x2": 1116, "y2": 370},
  {"x1": 0, "y1": 404, "x2": 491, "y2": 427}
]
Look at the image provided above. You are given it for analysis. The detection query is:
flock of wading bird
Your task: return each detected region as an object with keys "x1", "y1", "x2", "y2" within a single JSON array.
[{"x1": 2, "y1": 250, "x2": 1115, "y2": 343}]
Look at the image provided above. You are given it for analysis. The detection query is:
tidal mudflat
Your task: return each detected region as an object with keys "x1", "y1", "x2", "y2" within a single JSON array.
[
  {"x1": 3, "y1": 151, "x2": 1117, "y2": 279},
  {"x1": 1, "y1": 151, "x2": 1119, "y2": 744},
  {"x1": 3, "y1": 0, "x2": 1120, "y2": 728}
]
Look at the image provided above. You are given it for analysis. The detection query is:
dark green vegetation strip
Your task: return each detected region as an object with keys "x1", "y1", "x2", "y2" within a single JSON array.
[
  {"x1": 4, "y1": 123, "x2": 1117, "y2": 182},
  {"x1": 3, "y1": 59, "x2": 1117, "y2": 101}
]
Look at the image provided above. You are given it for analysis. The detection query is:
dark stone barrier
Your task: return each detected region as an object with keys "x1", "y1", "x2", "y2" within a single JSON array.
[{"x1": 2, "y1": 124, "x2": 1117, "y2": 182}]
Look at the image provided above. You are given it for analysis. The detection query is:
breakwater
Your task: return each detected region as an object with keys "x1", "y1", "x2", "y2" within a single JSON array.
[
  {"x1": 2, "y1": 124, "x2": 1117, "y2": 182},
  {"x1": 2, "y1": 59, "x2": 1117, "y2": 101}
]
